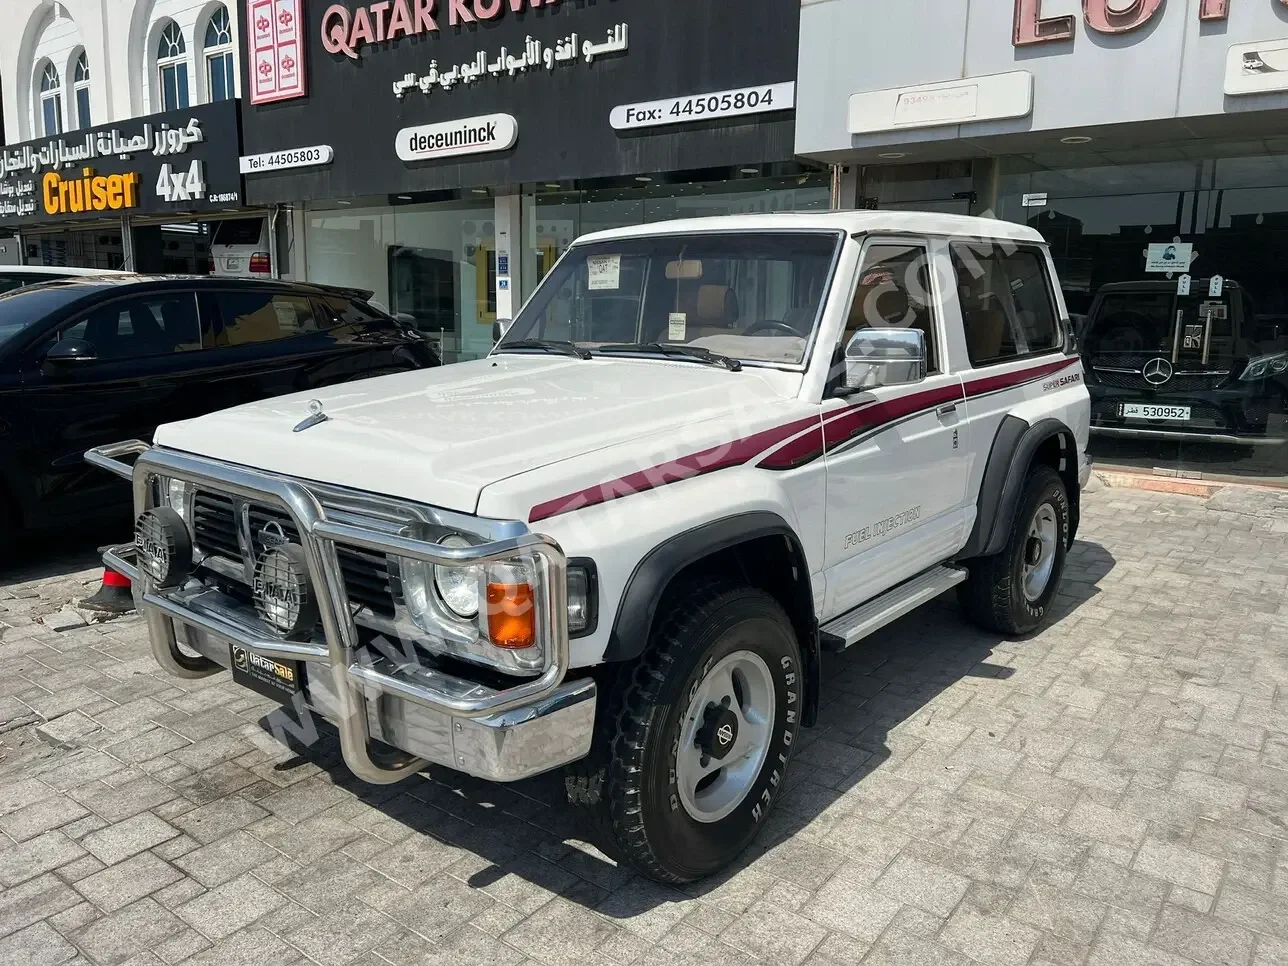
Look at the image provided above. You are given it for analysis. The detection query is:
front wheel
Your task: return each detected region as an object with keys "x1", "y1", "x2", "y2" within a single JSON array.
[
  {"x1": 959, "y1": 465, "x2": 1070, "y2": 635},
  {"x1": 567, "y1": 580, "x2": 802, "y2": 883}
]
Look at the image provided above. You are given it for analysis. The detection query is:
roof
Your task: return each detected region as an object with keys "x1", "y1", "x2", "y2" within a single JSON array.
[
  {"x1": 3, "y1": 274, "x2": 371, "y2": 299},
  {"x1": 1, "y1": 266, "x2": 128, "y2": 277},
  {"x1": 575, "y1": 210, "x2": 1048, "y2": 246}
]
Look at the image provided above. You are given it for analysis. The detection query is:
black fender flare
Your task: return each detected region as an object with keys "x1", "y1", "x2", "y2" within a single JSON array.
[
  {"x1": 603, "y1": 511, "x2": 821, "y2": 725},
  {"x1": 959, "y1": 416, "x2": 1080, "y2": 559}
]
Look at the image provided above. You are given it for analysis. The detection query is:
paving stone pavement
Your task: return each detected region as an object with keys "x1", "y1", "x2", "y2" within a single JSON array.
[{"x1": 3, "y1": 483, "x2": 1288, "y2": 966}]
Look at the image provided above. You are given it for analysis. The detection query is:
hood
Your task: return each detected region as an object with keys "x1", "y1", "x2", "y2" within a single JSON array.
[{"x1": 154, "y1": 355, "x2": 800, "y2": 513}]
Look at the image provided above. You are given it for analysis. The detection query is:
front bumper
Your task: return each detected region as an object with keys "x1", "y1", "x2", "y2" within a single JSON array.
[
  {"x1": 90, "y1": 444, "x2": 595, "y2": 785},
  {"x1": 1088, "y1": 384, "x2": 1284, "y2": 446}
]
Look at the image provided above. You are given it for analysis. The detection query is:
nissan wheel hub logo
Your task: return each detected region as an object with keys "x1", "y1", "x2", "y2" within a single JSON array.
[
  {"x1": 716, "y1": 723, "x2": 734, "y2": 746},
  {"x1": 1143, "y1": 357, "x2": 1173, "y2": 385}
]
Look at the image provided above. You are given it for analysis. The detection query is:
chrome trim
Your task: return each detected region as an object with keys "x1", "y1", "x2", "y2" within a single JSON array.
[
  {"x1": 1091, "y1": 426, "x2": 1283, "y2": 446},
  {"x1": 84, "y1": 439, "x2": 150, "y2": 481},
  {"x1": 1092, "y1": 366, "x2": 1140, "y2": 374},
  {"x1": 104, "y1": 444, "x2": 570, "y2": 786}
]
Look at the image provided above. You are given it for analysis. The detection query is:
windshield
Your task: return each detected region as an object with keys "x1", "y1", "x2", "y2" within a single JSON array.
[
  {"x1": 1083, "y1": 286, "x2": 1247, "y2": 368},
  {"x1": 498, "y1": 231, "x2": 841, "y2": 367},
  {"x1": 0, "y1": 283, "x2": 86, "y2": 350}
]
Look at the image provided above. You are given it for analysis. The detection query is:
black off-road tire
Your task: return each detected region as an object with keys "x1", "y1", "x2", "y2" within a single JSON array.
[
  {"x1": 566, "y1": 579, "x2": 803, "y2": 883},
  {"x1": 959, "y1": 465, "x2": 1070, "y2": 635}
]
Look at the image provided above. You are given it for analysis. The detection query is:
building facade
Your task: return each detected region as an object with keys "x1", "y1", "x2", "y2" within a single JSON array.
[
  {"x1": 1, "y1": 0, "x2": 251, "y2": 271},
  {"x1": 237, "y1": 0, "x2": 826, "y2": 363},
  {"x1": 797, "y1": 0, "x2": 1288, "y2": 486}
]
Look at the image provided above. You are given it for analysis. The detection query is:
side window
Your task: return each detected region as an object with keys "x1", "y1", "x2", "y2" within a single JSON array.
[
  {"x1": 317, "y1": 295, "x2": 385, "y2": 326},
  {"x1": 950, "y1": 243, "x2": 1061, "y2": 366},
  {"x1": 839, "y1": 242, "x2": 939, "y2": 374},
  {"x1": 64, "y1": 294, "x2": 201, "y2": 360},
  {"x1": 207, "y1": 292, "x2": 319, "y2": 347},
  {"x1": 0, "y1": 274, "x2": 30, "y2": 294}
]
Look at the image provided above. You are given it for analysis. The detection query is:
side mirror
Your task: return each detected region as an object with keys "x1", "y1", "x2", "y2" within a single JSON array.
[
  {"x1": 42, "y1": 338, "x2": 98, "y2": 375},
  {"x1": 843, "y1": 328, "x2": 925, "y2": 391},
  {"x1": 492, "y1": 318, "x2": 513, "y2": 345}
]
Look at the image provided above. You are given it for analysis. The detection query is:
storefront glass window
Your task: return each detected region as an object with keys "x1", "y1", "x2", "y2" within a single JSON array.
[
  {"x1": 996, "y1": 141, "x2": 1288, "y2": 485},
  {"x1": 304, "y1": 198, "x2": 496, "y2": 363}
]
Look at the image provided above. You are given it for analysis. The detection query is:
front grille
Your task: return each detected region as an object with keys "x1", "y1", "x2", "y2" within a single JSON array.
[
  {"x1": 191, "y1": 489, "x2": 396, "y2": 618},
  {"x1": 1092, "y1": 370, "x2": 1229, "y2": 392}
]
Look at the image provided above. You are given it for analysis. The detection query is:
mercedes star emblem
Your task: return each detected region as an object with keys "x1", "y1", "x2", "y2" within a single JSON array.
[
  {"x1": 716, "y1": 723, "x2": 734, "y2": 746},
  {"x1": 1143, "y1": 357, "x2": 1173, "y2": 386}
]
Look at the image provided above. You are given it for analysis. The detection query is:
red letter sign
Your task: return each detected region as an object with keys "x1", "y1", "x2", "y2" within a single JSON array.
[
  {"x1": 1082, "y1": 0, "x2": 1164, "y2": 33},
  {"x1": 1013, "y1": 0, "x2": 1075, "y2": 45}
]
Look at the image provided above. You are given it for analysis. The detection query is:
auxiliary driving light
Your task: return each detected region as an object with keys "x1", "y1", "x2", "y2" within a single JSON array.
[
  {"x1": 253, "y1": 543, "x2": 318, "y2": 639},
  {"x1": 133, "y1": 507, "x2": 192, "y2": 588}
]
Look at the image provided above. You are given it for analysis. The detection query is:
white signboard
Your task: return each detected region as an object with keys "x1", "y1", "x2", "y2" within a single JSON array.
[
  {"x1": 609, "y1": 82, "x2": 795, "y2": 131},
  {"x1": 395, "y1": 114, "x2": 517, "y2": 162},
  {"x1": 1021, "y1": 192, "x2": 1048, "y2": 208},
  {"x1": 848, "y1": 71, "x2": 1032, "y2": 135},
  {"x1": 1145, "y1": 242, "x2": 1192, "y2": 273},
  {"x1": 240, "y1": 145, "x2": 334, "y2": 174},
  {"x1": 1224, "y1": 39, "x2": 1288, "y2": 96}
]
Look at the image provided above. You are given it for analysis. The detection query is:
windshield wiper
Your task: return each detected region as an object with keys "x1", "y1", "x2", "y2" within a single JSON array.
[
  {"x1": 496, "y1": 338, "x2": 592, "y2": 360},
  {"x1": 597, "y1": 342, "x2": 742, "y2": 371}
]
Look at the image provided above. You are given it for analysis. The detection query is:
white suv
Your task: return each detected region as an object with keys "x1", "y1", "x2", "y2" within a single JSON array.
[{"x1": 89, "y1": 211, "x2": 1091, "y2": 882}]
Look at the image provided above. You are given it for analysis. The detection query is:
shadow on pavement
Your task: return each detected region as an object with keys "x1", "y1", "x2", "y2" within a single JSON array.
[{"x1": 249, "y1": 538, "x2": 1118, "y2": 915}]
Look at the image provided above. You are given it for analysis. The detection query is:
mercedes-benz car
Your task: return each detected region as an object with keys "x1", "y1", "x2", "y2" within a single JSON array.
[{"x1": 1080, "y1": 279, "x2": 1287, "y2": 446}]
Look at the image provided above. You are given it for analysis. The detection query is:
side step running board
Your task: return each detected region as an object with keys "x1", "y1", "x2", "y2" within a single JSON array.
[{"x1": 819, "y1": 565, "x2": 968, "y2": 652}]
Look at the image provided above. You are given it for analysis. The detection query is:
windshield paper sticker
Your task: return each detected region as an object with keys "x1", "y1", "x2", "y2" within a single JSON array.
[
  {"x1": 668, "y1": 313, "x2": 687, "y2": 340},
  {"x1": 587, "y1": 254, "x2": 621, "y2": 290}
]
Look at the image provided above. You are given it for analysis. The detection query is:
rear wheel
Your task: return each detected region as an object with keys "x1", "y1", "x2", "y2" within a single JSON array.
[
  {"x1": 567, "y1": 580, "x2": 802, "y2": 883},
  {"x1": 959, "y1": 465, "x2": 1069, "y2": 635}
]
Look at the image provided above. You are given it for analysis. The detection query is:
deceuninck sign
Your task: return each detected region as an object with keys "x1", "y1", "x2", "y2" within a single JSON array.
[{"x1": 395, "y1": 114, "x2": 518, "y2": 162}]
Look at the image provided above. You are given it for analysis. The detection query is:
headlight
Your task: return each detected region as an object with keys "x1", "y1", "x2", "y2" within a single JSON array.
[
  {"x1": 1240, "y1": 351, "x2": 1288, "y2": 381},
  {"x1": 134, "y1": 507, "x2": 192, "y2": 588},
  {"x1": 433, "y1": 534, "x2": 482, "y2": 618},
  {"x1": 161, "y1": 478, "x2": 192, "y2": 523}
]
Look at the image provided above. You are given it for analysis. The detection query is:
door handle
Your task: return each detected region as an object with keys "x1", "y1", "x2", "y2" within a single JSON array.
[{"x1": 937, "y1": 403, "x2": 958, "y2": 417}]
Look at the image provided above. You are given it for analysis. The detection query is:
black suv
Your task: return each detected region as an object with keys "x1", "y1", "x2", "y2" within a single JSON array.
[
  {"x1": 0, "y1": 275, "x2": 439, "y2": 541},
  {"x1": 1080, "y1": 279, "x2": 1288, "y2": 446}
]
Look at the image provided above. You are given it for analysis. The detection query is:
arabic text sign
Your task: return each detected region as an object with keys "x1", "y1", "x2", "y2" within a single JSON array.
[
  {"x1": 609, "y1": 82, "x2": 795, "y2": 131},
  {"x1": 1145, "y1": 242, "x2": 1193, "y2": 273},
  {"x1": 391, "y1": 25, "x2": 630, "y2": 99},
  {"x1": 395, "y1": 114, "x2": 518, "y2": 162},
  {"x1": 251, "y1": 0, "x2": 308, "y2": 105}
]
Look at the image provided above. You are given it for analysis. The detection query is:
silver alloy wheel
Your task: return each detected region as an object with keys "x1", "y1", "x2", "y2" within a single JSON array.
[
  {"x1": 1021, "y1": 502, "x2": 1058, "y2": 602},
  {"x1": 676, "y1": 650, "x2": 776, "y2": 824}
]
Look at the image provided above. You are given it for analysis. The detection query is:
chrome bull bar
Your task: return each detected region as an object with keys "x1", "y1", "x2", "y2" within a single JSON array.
[{"x1": 86, "y1": 442, "x2": 570, "y2": 785}]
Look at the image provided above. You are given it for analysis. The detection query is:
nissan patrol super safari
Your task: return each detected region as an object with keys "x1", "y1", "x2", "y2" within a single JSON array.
[{"x1": 88, "y1": 211, "x2": 1092, "y2": 883}]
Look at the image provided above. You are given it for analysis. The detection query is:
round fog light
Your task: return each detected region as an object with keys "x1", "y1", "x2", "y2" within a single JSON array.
[
  {"x1": 134, "y1": 507, "x2": 192, "y2": 588},
  {"x1": 253, "y1": 543, "x2": 318, "y2": 639}
]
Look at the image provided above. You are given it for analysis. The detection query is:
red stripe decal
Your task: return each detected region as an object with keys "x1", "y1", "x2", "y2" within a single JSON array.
[
  {"x1": 962, "y1": 356, "x2": 1078, "y2": 398},
  {"x1": 528, "y1": 414, "x2": 819, "y2": 523},
  {"x1": 822, "y1": 383, "x2": 964, "y2": 449},
  {"x1": 527, "y1": 356, "x2": 1081, "y2": 523}
]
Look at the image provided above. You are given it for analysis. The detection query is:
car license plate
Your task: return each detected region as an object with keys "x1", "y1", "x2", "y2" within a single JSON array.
[
  {"x1": 1121, "y1": 403, "x2": 1191, "y2": 421},
  {"x1": 225, "y1": 258, "x2": 240, "y2": 270},
  {"x1": 230, "y1": 644, "x2": 303, "y2": 704}
]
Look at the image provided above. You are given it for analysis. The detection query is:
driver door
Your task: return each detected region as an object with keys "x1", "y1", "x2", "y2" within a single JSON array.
[{"x1": 822, "y1": 238, "x2": 971, "y2": 617}]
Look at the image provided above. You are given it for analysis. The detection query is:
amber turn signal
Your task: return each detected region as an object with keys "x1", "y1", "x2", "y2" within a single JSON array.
[{"x1": 486, "y1": 582, "x2": 536, "y2": 649}]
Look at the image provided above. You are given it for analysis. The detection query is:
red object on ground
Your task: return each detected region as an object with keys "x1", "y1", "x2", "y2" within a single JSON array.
[{"x1": 81, "y1": 565, "x2": 135, "y2": 614}]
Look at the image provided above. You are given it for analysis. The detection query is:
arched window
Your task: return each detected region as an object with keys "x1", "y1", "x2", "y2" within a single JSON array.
[
  {"x1": 39, "y1": 62, "x2": 63, "y2": 136},
  {"x1": 156, "y1": 21, "x2": 189, "y2": 111},
  {"x1": 73, "y1": 52, "x2": 91, "y2": 129},
  {"x1": 204, "y1": 5, "x2": 235, "y2": 102}
]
